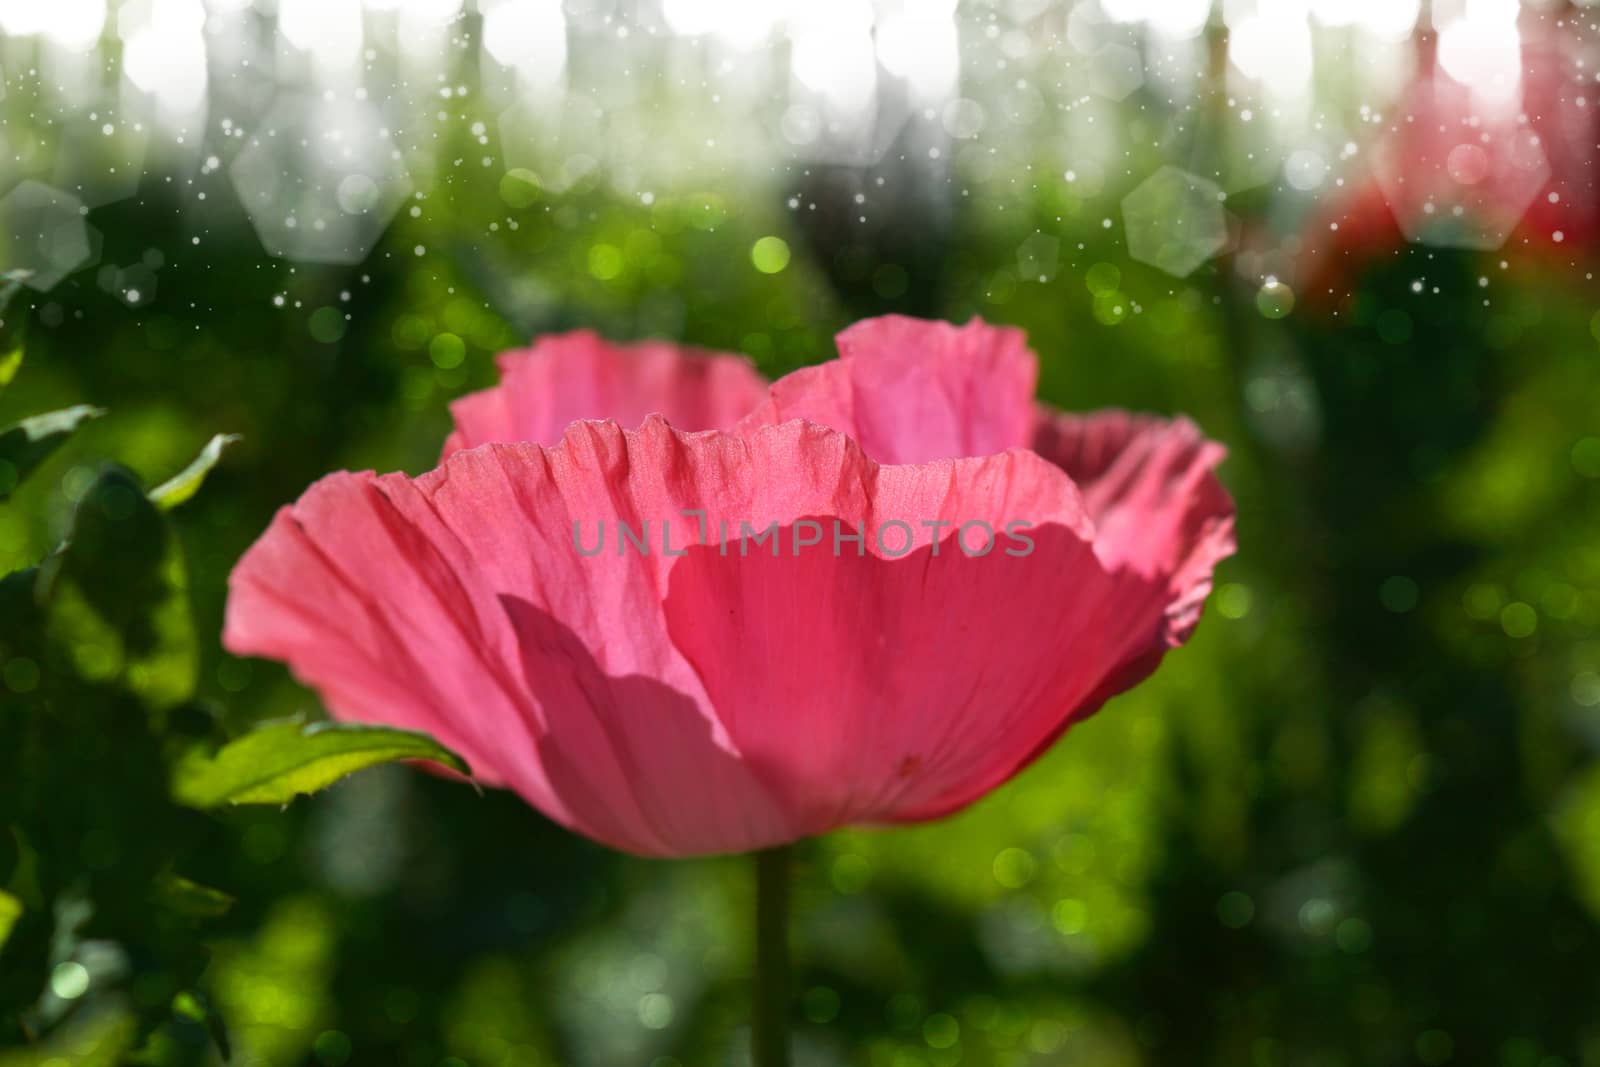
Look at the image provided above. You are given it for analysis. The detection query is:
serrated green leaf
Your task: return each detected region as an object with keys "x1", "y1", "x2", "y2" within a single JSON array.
[
  {"x1": 0, "y1": 405, "x2": 105, "y2": 501},
  {"x1": 0, "y1": 270, "x2": 29, "y2": 392},
  {"x1": 149, "y1": 433, "x2": 241, "y2": 511},
  {"x1": 171, "y1": 718, "x2": 471, "y2": 809},
  {"x1": 153, "y1": 874, "x2": 235, "y2": 919},
  {"x1": 40, "y1": 465, "x2": 197, "y2": 709}
]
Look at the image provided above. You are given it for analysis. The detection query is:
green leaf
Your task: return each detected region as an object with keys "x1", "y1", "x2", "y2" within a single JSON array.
[
  {"x1": 172, "y1": 989, "x2": 232, "y2": 1062},
  {"x1": 171, "y1": 718, "x2": 471, "y2": 809},
  {"x1": 39, "y1": 465, "x2": 197, "y2": 709},
  {"x1": 0, "y1": 567, "x2": 42, "y2": 654},
  {"x1": 152, "y1": 874, "x2": 235, "y2": 920},
  {"x1": 0, "y1": 406, "x2": 105, "y2": 501},
  {"x1": 149, "y1": 433, "x2": 241, "y2": 511},
  {"x1": 0, "y1": 890, "x2": 19, "y2": 955},
  {"x1": 0, "y1": 1004, "x2": 136, "y2": 1067},
  {"x1": 0, "y1": 269, "x2": 29, "y2": 391}
]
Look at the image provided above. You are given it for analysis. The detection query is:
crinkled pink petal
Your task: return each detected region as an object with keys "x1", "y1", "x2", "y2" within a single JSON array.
[
  {"x1": 662, "y1": 509, "x2": 1174, "y2": 831},
  {"x1": 738, "y1": 315, "x2": 1039, "y2": 464},
  {"x1": 441, "y1": 330, "x2": 768, "y2": 457},
  {"x1": 742, "y1": 317, "x2": 1234, "y2": 787},
  {"x1": 1032, "y1": 407, "x2": 1236, "y2": 646},
  {"x1": 976, "y1": 407, "x2": 1237, "y2": 787},
  {"x1": 226, "y1": 416, "x2": 1177, "y2": 856}
]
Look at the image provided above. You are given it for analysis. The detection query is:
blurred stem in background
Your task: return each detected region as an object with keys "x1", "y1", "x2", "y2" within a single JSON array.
[{"x1": 753, "y1": 845, "x2": 792, "y2": 1067}]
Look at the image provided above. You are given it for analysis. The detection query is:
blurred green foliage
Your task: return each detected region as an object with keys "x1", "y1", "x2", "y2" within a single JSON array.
[
  {"x1": 2, "y1": 54, "x2": 1600, "y2": 1067},
  {"x1": 0, "y1": 283, "x2": 473, "y2": 1062}
]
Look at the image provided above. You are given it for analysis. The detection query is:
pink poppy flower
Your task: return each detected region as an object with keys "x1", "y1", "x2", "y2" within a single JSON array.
[{"x1": 224, "y1": 317, "x2": 1234, "y2": 857}]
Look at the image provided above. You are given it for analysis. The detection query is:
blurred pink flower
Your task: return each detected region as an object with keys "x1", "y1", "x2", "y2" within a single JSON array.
[{"x1": 224, "y1": 317, "x2": 1234, "y2": 857}]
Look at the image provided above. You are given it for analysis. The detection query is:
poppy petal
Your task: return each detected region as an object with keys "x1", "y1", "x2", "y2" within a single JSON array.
[
  {"x1": 442, "y1": 330, "x2": 768, "y2": 457},
  {"x1": 1032, "y1": 407, "x2": 1236, "y2": 644},
  {"x1": 739, "y1": 315, "x2": 1038, "y2": 464}
]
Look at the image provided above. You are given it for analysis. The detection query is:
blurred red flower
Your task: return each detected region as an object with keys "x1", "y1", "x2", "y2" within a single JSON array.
[{"x1": 1297, "y1": 17, "x2": 1599, "y2": 308}]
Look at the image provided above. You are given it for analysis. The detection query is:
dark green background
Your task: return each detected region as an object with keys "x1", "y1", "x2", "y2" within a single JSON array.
[{"x1": 3, "y1": 59, "x2": 1600, "y2": 1067}]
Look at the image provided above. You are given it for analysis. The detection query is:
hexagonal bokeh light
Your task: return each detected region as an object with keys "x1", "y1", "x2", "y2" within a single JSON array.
[
  {"x1": 1160, "y1": 106, "x2": 1286, "y2": 196},
  {"x1": 53, "y1": 115, "x2": 149, "y2": 208},
  {"x1": 0, "y1": 180, "x2": 97, "y2": 291},
  {"x1": 1017, "y1": 231, "x2": 1061, "y2": 283},
  {"x1": 1371, "y1": 78, "x2": 1551, "y2": 251},
  {"x1": 1120, "y1": 165, "x2": 1229, "y2": 278},
  {"x1": 229, "y1": 95, "x2": 413, "y2": 266},
  {"x1": 1088, "y1": 42, "x2": 1145, "y2": 103},
  {"x1": 497, "y1": 95, "x2": 607, "y2": 195}
]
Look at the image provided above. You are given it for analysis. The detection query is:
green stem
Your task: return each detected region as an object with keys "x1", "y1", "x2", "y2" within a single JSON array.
[{"x1": 752, "y1": 845, "x2": 792, "y2": 1067}]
